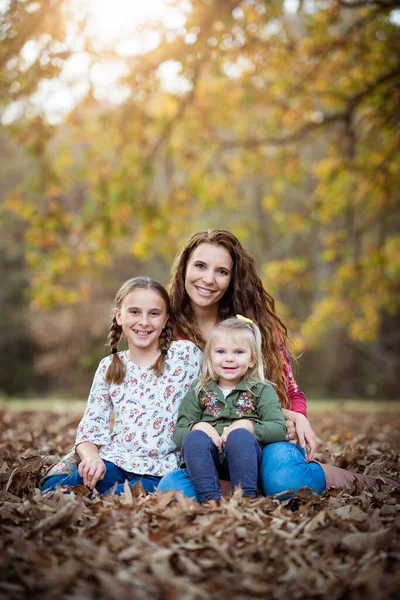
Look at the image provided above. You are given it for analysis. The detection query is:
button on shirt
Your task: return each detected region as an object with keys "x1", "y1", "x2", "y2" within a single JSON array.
[{"x1": 76, "y1": 341, "x2": 202, "y2": 476}]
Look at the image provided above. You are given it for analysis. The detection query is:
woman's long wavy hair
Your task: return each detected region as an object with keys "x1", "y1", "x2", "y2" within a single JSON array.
[
  {"x1": 168, "y1": 229, "x2": 290, "y2": 407},
  {"x1": 106, "y1": 277, "x2": 176, "y2": 384}
]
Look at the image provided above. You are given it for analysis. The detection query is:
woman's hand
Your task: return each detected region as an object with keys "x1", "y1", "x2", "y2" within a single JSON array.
[
  {"x1": 78, "y1": 458, "x2": 106, "y2": 489},
  {"x1": 293, "y1": 413, "x2": 317, "y2": 462},
  {"x1": 192, "y1": 422, "x2": 223, "y2": 451},
  {"x1": 285, "y1": 419, "x2": 299, "y2": 445},
  {"x1": 221, "y1": 419, "x2": 255, "y2": 445}
]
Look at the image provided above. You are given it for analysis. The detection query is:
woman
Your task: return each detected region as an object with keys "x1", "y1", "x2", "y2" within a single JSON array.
[{"x1": 158, "y1": 229, "x2": 396, "y2": 498}]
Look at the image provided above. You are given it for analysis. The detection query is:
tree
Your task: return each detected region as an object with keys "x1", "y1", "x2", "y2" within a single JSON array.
[{"x1": 2, "y1": 0, "x2": 399, "y2": 395}]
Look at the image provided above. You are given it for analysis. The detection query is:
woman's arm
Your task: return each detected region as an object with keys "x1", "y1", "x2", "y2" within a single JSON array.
[
  {"x1": 282, "y1": 408, "x2": 317, "y2": 462},
  {"x1": 279, "y1": 339, "x2": 307, "y2": 417}
]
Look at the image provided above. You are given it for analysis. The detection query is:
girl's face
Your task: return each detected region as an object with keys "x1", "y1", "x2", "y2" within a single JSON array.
[
  {"x1": 210, "y1": 330, "x2": 255, "y2": 388},
  {"x1": 116, "y1": 288, "x2": 168, "y2": 354},
  {"x1": 185, "y1": 243, "x2": 233, "y2": 310}
]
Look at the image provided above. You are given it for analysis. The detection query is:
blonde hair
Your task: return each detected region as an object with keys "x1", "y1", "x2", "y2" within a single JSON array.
[
  {"x1": 105, "y1": 277, "x2": 176, "y2": 384},
  {"x1": 196, "y1": 317, "x2": 266, "y2": 394}
]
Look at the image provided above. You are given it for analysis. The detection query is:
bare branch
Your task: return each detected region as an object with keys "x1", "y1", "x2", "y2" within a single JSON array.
[{"x1": 218, "y1": 67, "x2": 400, "y2": 149}]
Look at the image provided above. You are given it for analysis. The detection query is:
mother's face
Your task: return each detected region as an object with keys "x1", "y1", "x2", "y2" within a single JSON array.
[{"x1": 184, "y1": 243, "x2": 233, "y2": 309}]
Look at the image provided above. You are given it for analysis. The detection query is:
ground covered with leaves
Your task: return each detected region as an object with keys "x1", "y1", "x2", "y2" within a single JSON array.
[{"x1": 0, "y1": 407, "x2": 399, "y2": 600}]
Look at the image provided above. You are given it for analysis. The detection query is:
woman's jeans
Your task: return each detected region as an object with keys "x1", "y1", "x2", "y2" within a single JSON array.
[
  {"x1": 41, "y1": 459, "x2": 161, "y2": 496},
  {"x1": 158, "y1": 441, "x2": 326, "y2": 501},
  {"x1": 181, "y1": 428, "x2": 262, "y2": 503}
]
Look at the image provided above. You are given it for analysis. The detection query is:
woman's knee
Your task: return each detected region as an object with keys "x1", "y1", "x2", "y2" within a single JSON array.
[
  {"x1": 261, "y1": 442, "x2": 325, "y2": 497},
  {"x1": 158, "y1": 469, "x2": 197, "y2": 498}
]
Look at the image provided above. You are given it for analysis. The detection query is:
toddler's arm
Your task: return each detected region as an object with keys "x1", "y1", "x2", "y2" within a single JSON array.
[
  {"x1": 173, "y1": 384, "x2": 205, "y2": 448},
  {"x1": 253, "y1": 383, "x2": 287, "y2": 444}
]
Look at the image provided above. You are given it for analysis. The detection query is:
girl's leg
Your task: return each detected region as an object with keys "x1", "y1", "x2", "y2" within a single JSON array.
[
  {"x1": 42, "y1": 460, "x2": 129, "y2": 496},
  {"x1": 40, "y1": 449, "x2": 81, "y2": 490},
  {"x1": 224, "y1": 429, "x2": 262, "y2": 498},
  {"x1": 41, "y1": 474, "x2": 67, "y2": 493},
  {"x1": 261, "y1": 442, "x2": 326, "y2": 499},
  {"x1": 182, "y1": 430, "x2": 222, "y2": 503},
  {"x1": 113, "y1": 474, "x2": 161, "y2": 495}
]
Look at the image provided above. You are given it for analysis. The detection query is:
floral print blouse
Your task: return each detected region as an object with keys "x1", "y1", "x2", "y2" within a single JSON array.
[{"x1": 75, "y1": 341, "x2": 202, "y2": 476}]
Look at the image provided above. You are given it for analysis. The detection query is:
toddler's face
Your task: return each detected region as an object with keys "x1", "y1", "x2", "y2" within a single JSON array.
[{"x1": 210, "y1": 330, "x2": 255, "y2": 388}]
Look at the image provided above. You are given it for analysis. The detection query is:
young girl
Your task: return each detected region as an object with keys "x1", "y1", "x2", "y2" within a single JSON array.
[
  {"x1": 41, "y1": 277, "x2": 202, "y2": 496},
  {"x1": 173, "y1": 316, "x2": 287, "y2": 503}
]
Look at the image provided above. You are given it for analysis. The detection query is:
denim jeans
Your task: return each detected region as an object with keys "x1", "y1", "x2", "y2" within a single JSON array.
[
  {"x1": 158, "y1": 441, "x2": 326, "y2": 501},
  {"x1": 181, "y1": 428, "x2": 262, "y2": 503},
  {"x1": 40, "y1": 459, "x2": 161, "y2": 496}
]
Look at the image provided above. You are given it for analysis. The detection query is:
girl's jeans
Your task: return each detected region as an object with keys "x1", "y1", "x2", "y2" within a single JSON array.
[
  {"x1": 40, "y1": 459, "x2": 161, "y2": 496},
  {"x1": 159, "y1": 441, "x2": 326, "y2": 501},
  {"x1": 182, "y1": 428, "x2": 262, "y2": 503}
]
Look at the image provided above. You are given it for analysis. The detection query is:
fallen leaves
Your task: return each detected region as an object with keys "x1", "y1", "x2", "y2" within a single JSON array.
[{"x1": 0, "y1": 408, "x2": 399, "y2": 599}]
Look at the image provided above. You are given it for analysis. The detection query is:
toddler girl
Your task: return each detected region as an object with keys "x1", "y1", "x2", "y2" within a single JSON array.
[
  {"x1": 41, "y1": 277, "x2": 201, "y2": 496},
  {"x1": 173, "y1": 315, "x2": 287, "y2": 503}
]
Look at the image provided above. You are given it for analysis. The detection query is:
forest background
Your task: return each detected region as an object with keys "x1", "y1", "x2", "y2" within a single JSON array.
[{"x1": 0, "y1": 0, "x2": 399, "y2": 402}]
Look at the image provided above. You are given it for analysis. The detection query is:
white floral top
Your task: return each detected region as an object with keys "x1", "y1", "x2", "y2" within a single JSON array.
[{"x1": 75, "y1": 341, "x2": 202, "y2": 476}]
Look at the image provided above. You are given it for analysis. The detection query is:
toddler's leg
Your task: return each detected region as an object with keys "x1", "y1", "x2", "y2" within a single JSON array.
[
  {"x1": 182, "y1": 430, "x2": 222, "y2": 503},
  {"x1": 224, "y1": 428, "x2": 262, "y2": 498}
]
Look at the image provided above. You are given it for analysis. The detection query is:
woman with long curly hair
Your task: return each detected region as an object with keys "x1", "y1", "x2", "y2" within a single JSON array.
[{"x1": 159, "y1": 229, "x2": 397, "y2": 498}]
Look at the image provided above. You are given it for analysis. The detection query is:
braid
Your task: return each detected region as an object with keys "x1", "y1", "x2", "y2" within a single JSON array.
[
  {"x1": 152, "y1": 318, "x2": 176, "y2": 377},
  {"x1": 105, "y1": 314, "x2": 126, "y2": 384}
]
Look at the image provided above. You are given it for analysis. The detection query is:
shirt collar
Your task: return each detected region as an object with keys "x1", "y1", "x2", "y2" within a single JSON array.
[{"x1": 204, "y1": 379, "x2": 262, "y2": 395}]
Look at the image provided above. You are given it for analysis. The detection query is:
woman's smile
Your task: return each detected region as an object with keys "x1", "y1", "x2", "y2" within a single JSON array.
[{"x1": 185, "y1": 243, "x2": 233, "y2": 308}]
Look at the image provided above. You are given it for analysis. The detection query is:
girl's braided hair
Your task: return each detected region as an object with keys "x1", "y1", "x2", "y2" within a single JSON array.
[
  {"x1": 106, "y1": 277, "x2": 176, "y2": 384},
  {"x1": 168, "y1": 229, "x2": 290, "y2": 408}
]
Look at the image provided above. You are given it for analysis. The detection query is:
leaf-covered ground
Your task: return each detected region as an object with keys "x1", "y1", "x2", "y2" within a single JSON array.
[{"x1": 0, "y1": 407, "x2": 399, "y2": 600}]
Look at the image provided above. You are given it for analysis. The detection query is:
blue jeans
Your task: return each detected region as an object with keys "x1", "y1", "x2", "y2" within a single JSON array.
[
  {"x1": 158, "y1": 441, "x2": 326, "y2": 500},
  {"x1": 40, "y1": 459, "x2": 161, "y2": 496},
  {"x1": 181, "y1": 428, "x2": 262, "y2": 503}
]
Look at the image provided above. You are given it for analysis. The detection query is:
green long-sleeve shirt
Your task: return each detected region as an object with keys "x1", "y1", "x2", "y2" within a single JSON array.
[{"x1": 173, "y1": 379, "x2": 287, "y2": 449}]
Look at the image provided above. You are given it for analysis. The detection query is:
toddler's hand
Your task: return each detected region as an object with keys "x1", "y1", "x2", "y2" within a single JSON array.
[
  {"x1": 192, "y1": 422, "x2": 223, "y2": 451},
  {"x1": 78, "y1": 458, "x2": 106, "y2": 489},
  {"x1": 221, "y1": 420, "x2": 255, "y2": 445}
]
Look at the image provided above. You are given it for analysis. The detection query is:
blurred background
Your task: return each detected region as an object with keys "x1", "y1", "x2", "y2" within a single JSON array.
[{"x1": 0, "y1": 0, "x2": 399, "y2": 402}]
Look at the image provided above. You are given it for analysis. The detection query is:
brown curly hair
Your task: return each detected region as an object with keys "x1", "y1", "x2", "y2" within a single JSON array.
[
  {"x1": 106, "y1": 277, "x2": 176, "y2": 384},
  {"x1": 168, "y1": 229, "x2": 290, "y2": 407}
]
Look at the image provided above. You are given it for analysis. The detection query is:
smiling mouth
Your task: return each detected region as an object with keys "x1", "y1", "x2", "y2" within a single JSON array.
[
  {"x1": 132, "y1": 329, "x2": 153, "y2": 336},
  {"x1": 194, "y1": 285, "x2": 217, "y2": 296}
]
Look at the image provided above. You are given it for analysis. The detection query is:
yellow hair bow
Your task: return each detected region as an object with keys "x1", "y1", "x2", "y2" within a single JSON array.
[{"x1": 236, "y1": 314, "x2": 253, "y2": 324}]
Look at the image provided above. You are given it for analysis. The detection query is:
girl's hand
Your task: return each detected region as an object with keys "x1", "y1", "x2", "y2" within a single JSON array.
[
  {"x1": 78, "y1": 458, "x2": 106, "y2": 489},
  {"x1": 221, "y1": 420, "x2": 255, "y2": 445},
  {"x1": 293, "y1": 413, "x2": 317, "y2": 462},
  {"x1": 192, "y1": 422, "x2": 223, "y2": 451},
  {"x1": 285, "y1": 419, "x2": 299, "y2": 445}
]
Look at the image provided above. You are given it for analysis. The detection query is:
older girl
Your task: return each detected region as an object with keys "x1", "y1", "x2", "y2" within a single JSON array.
[{"x1": 41, "y1": 277, "x2": 201, "y2": 495}]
